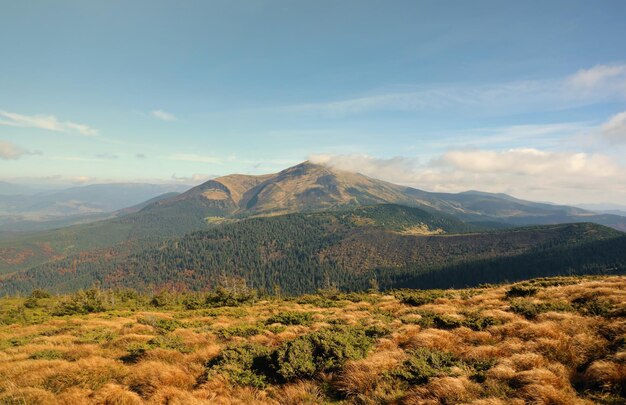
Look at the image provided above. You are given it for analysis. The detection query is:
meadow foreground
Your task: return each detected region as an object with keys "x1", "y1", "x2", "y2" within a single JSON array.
[{"x1": 0, "y1": 276, "x2": 625, "y2": 404}]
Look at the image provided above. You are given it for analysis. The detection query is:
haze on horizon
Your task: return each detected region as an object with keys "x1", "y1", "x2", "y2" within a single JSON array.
[{"x1": 1, "y1": 1, "x2": 626, "y2": 206}]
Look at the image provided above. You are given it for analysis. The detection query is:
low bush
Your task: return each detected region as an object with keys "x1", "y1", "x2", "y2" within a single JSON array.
[
  {"x1": 394, "y1": 290, "x2": 447, "y2": 306},
  {"x1": 205, "y1": 287, "x2": 257, "y2": 307},
  {"x1": 391, "y1": 348, "x2": 461, "y2": 384},
  {"x1": 505, "y1": 285, "x2": 539, "y2": 298},
  {"x1": 29, "y1": 289, "x2": 52, "y2": 299},
  {"x1": 266, "y1": 311, "x2": 313, "y2": 326},
  {"x1": 572, "y1": 296, "x2": 615, "y2": 317},
  {"x1": 509, "y1": 299, "x2": 574, "y2": 319},
  {"x1": 215, "y1": 325, "x2": 263, "y2": 339},
  {"x1": 29, "y1": 349, "x2": 65, "y2": 360},
  {"x1": 137, "y1": 316, "x2": 182, "y2": 333},
  {"x1": 270, "y1": 327, "x2": 372, "y2": 381},
  {"x1": 52, "y1": 289, "x2": 108, "y2": 316},
  {"x1": 206, "y1": 344, "x2": 270, "y2": 388}
]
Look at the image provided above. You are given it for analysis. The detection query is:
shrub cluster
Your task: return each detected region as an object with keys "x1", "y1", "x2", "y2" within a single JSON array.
[
  {"x1": 406, "y1": 310, "x2": 501, "y2": 331},
  {"x1": 393, "y1": 289, "x2": 448, "y2": 306},
  {"x1": 266, "y1": 311, "x2": 313, "y2": 326},
  {"x1": 51, "y1": 289, "x2": 108, "y2": 316},
  {"x1": 206, "y1": 326, "x2": 374, "y2": 387},
  {"x1": 509, "y1": 298, "x2": 574, "y2": 318},
  {"x1": 505, "y1": 284, "x2": 539, "y2": 298}
]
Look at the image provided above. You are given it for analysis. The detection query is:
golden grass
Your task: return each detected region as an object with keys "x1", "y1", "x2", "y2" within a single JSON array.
[{"x1": 0, "y1": 276, "x2": 625, "y2": 403}]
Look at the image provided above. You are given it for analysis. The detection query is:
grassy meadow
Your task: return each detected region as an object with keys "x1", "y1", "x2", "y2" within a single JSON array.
[{"x1": 0, "y1": 276, "x2": 625, "y2": 404}]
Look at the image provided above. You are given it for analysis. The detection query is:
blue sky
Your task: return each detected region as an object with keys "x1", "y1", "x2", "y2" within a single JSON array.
[{"x1": 1, "y1": 0, "x2": 626, "y2": 204}]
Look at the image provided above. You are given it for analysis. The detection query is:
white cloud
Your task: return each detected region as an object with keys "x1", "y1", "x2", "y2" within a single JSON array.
[
  {"x1": 600, "y1": 111, "x2": 626, "y2": 143},
  {"x1": 0, "y1": 141, "x2": 40, "y2": 160},
  {"x1": 151, "y1": 109, "x2": 177, "y2": 121},
  {"x1": 310, "y1": 154, "x2": 419, "y2": 179},
  {"x1": 0, "y1": 109, "x2": 97, "y2": 136},
  {"x1": 311, "y1": 148, "x2": 626, "y2": 205},
  {"x1": 171, "y1": 173, "x2": 213, "y2": 184},
  {"x1": 283, "y1": 64, "x2": 626, "y2": 116},
  {"x1": 566, "y1": 64, "x2": 626, "y2": 89},
  {"x1": 169, "y1": 153, "x2": 223, "y2": 163}
]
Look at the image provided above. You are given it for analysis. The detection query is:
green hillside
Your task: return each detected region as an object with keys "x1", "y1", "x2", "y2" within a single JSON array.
[{"x1": 2, "y1": 205, "x2": 624, "y2": 295}]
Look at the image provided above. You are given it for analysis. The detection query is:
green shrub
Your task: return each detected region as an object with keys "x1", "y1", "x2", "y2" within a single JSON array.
[
  {"x1": 509, "y1": 299, "x2": 574, "y2": 319},
  {"x1": 29, "y1": 289, "x2": 52, "y2": 299},
  {"x1": 150, "y1": 291, "x2": 175, "y2": 307},
  {"x1": 29, "y1": 349, "x2": 65, "y2": 360},
  {"x1": 572, "y1": 296, "x2": 615, "y2": 317},
  {"x1": 295, "y1": 294, "x2": 343, "y2": 308},
  {"x1": 462, "y1": 312, "x2": 503, "y2": 331},
  {"x1": 205, "y1": 287, "x2": 257, "y2": 307},
  {"x1": 206, "y1": 344, "x2": 271, "y2": 388},
  {"x1": 23, "y1": 297, "x2": 40, "y2": 309},
  {"x1": 52, "y1": 289, "x2": 107, "y2": 316},
  {"x1": 215, "y1": 325, "x2": 263, "y2": 339},
  {"x1": 270, "y1": 326, "x2": 372, "y2": 381},
  {"x1": 505, "y1": 285, "x2": 539, "y2": 299},
  {"x1": 271, "y1": 337, "x2": 317, "y2": 380},
  {"x1": 267, "y1": 324, "x2": 287, "y2": 334},
  {"x1": 266, "y1": 311, "x2": 313, "y2": 326},
  {"x1": 432, "y1": 314, "x2": 464, "y2": 329},
  {"x1": 137, "y1": 316, "x2": 182, "y2": 333},
  {"x1": 364, "y1": 324, "x2": 391, "y2": 339},
  {"x1": 392, "y1": 348, "x2": 461, "y2": 384},
  {"x1": 77, "y1": 328, "x2": 116, "y2": 344},
  {"x1": 394, "y1": 290, "x2": 446, "y2": 306}
]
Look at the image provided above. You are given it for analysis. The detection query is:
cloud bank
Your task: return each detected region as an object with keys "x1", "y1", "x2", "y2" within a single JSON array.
[{"x1": 310, "y1": 148, "x2": 626, "y2": 205}]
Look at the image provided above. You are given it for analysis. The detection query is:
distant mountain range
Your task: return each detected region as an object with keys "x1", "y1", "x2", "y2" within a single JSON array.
[
  {"x1": 0, "y1": 183, "x2": 189, "y2": 233},
  {"x1": 1, "y1": 161, "x2": 625, "y2": 294}
]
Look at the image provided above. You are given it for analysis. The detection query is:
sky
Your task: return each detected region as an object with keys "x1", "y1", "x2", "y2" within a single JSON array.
[{"x1": 1, "y1": 0, "x2": 626, "y2": 205}]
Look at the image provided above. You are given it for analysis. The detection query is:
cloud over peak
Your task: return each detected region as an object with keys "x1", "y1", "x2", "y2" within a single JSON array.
[{"x1": 310, "y1": 148, "x2": 626, "y2": 205}]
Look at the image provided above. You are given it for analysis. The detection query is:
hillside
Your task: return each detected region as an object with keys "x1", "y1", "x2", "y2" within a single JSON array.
[
  {"x1": 2, "y1": 161, "x2": 626, "y2": 276},
  {"x1": 147, "y1": 161, "x2": 626, "y2": 230},
  {"x1": 0, "y1": 276, "x2": 625, "y2": 404},
  {"x1": 2, "y1": 204, "x2": 624, "y2": 295}
]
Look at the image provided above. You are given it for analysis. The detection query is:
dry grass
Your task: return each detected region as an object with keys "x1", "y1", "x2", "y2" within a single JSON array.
[{"x1": 0, "y1": 276, "x2": 625, "y2": 403}]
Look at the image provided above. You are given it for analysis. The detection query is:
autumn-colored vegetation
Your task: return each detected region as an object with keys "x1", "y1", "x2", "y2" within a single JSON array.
[{"x1": 0, "y1": 276, "x2": 625, "y2": 404}]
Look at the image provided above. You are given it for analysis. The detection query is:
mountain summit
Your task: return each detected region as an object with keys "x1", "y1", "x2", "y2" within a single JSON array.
[
  {"x1": 143, "y1": 161, "x2": 626, "y2": 231},
  {"x1": 150, "y1": 161, "x2": 413, "y2": 217}
]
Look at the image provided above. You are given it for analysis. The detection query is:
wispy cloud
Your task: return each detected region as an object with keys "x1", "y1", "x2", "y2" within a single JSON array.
[
  {"x1": 171, "y1": 173, "x2": 214, "y2": 184},
  {"x1": 284, "y1": 64, "x2": 626, "y2": 116},
  {"x1": 0, "y1": 140, "x2": 41, "y2": 160},
  {"x1": 94, "y1": 153, "x2": 119, "y2": 160},
  {"x1": 600, "y1": 111, "x2": 626, "y2": 144},
  {"x1": 0, "y1": 109, "x2": 97, "y2": 136},
  {"x1": 152, "y1": 109, "x2": 177, "y2": 121},
  {"x1": 169, "y1": 153, "x2": 223, "y2": 163}
]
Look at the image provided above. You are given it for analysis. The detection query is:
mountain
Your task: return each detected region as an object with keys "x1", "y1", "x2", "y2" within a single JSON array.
[
  {"x1": 2, "y1": 161, "x2": 626, "y2": 277},
  {"x1": 0, "y1": 183, "x2": 189, "y2": 233},
  {"x1": 0, "y1": 181, "x2": 37, "y2": 196},
  {"x1": 1, "y1": 204, "x2": 624, "y2": 295},
  {"x1": 143, "y1": 161, "x2": 626, "y2": 230}
]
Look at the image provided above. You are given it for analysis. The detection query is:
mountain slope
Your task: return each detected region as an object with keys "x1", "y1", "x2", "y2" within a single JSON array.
[
  {"x1": 2, "y1": 161, "x2": 626, "y2": 276},
  {"x1": 143, "y1": 161, "x2": 626, "y2": 230},
  {"x1": 2, "y1": 204, "x2": 624, "y2": 295}
]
